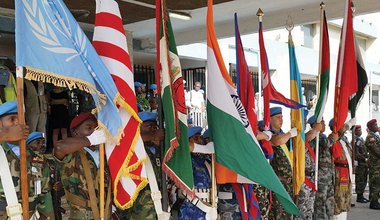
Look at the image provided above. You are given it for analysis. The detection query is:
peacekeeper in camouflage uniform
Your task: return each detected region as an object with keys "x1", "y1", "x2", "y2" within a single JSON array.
[
  {"x1": 354, "y1": 125, "x2": 370, "y2": 203},
  {"x1": 26, "y1": 132, "x2": 55, "y2": 219},
  {"x1": 179, "y1": 126, "x2": 215, "y2": 220},
  {"x1": 329, "y1": 118, "x2": 356, "y2": 218},
  {"x1": 0, "y1": 101, "x2": 48, "y2": 219},
  {"x1": 364, "y1": 119, "x2": 380, "y2": 210},
  {"x1": 268, "y1": 107, "x2": 297, "y2": 220},
  {"x1": 54, "y1": 112, "x2": 111, "y2": 220},
  {"x1": 115, "y1": 111, "x2": 165, "y2": 219},
  {"x1": 313, "y1": 119, "x2": 339, "y2": 220},
  {"x1": 295, "y1": 115, "x2": 323, "y2": 220}
]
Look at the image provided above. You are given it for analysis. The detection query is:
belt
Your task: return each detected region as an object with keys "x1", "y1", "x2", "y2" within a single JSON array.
[
  {"x1": 64, "y1": 190, "x2": 91, "y2": 208},
  {"x1": 335, "y1": 162, "x2": 349, "y2": 168},
  {"x1": 0, "y1": 200, "x2": 38, "y2": 211}
]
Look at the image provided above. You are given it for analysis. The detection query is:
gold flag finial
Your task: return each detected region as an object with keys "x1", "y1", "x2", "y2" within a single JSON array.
[{"x1": 256, "y1": 8, "x2": 264, "y2": 22}]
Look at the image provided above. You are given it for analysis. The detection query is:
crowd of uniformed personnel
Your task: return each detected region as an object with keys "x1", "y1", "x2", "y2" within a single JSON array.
[{"x1": 0, "y1": 65, "x2": 380, "y2": 220}]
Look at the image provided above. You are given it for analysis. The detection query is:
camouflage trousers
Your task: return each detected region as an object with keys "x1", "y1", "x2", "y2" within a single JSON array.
[
  {"x1": 369, "y1": 166, "x2": 380, "y2": 201},
  {"x1": 116, "y1": 187, "x2": 157, "y2": 220},
  {"x1": 252, "y1": 183, "x2": 270, "y2": 220},
  {"x1": 295, "y1": 183, "x2": 315, "y2": 220},
  {"x1": 334, "y1": 168, "x2": 351, "y2": 215},
  {"x1": 314, "y1": 168, "x2": 334, "y2": 220},
  {"x1": 218, "y1": 184, "x2": 242, "y2": 220},
  {"x1": 268, "y1": 194, "x2": 292, "y2": 220},
  {"x1": 355, "y1": 163, "x2": 368, "y2": 195}
]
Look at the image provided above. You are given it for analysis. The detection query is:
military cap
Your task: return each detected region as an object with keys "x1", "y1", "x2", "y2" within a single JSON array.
[
  {"x1": 307, "y1": 115, "x2": 317, "y2": 126},
  {"x1": 149, "y1": 84, "x2": 157, "y2": 90},
  {"x1": 367, "y1": 119, "x2": 377, "y2": 128},
  {"x1": 329, "y1": 119, "x2": 334, "y2": 128},
  {"x1": 187, "y1": 118, "x2": 193, "y2": 124},
  {"x1": 304, "y1": 108, "x2": 309, "y2": 118},
  {"x1": 188, "y1": 126, "x2": 202, "y2": 138},
  {"x1": 270, "y1": 107, "x2": 282, "y2": 117},
  {"x1": 26, "y1": 132, "x2": 45, "y2": 145},
  {"x1": 203, "y1": 129, "x2": 210, "y2": 139},
  {"x1": 70, "y1": 112, "x2": 97, "y2": 129},
  {"x1": 134, "y1": 81, "x2": 143, "y2": 88},
  {"x1": 258, "y1": 120, "x2": 264, "y2": 128},
  {"x1": 355, "y1": 125, "x2": 361, "y2": 129},
  {"x1": 0, "y1": 100, "x2": 17, "y2": 118},
  {"x1": 138, "y1": 112, "x2": 157, "y2": 122}
]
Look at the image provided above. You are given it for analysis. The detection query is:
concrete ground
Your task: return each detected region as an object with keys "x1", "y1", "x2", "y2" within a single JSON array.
[{"x1": 348, "y1": 183, "x2": 380, "y2": 220}]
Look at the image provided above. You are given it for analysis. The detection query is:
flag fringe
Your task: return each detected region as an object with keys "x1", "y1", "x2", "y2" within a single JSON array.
[
  {"x1": 114, "y1": 95, "x2": 142, "y2": 123},
  {"x1": 164, "y1": 138, "x2": 180, "y2": 160},
  {"x1": 162, "y1": 162, "x2": 195, "y2": 199},
  {"x1": 112, "y1": 126, "x2": 149, "y2": 209}
]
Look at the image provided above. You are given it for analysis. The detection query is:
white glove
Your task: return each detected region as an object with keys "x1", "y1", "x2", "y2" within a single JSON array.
[
  {"x1": 158, "y1": 212, "x2": 171, "y2": 220},
  {"x1": 205, "y1": 207, "x2": 218, "y2": 220},
  {"x1": 86, "y1": 129, "x2": 106, "y2": 146},
  {"x1": 263, "y1": 130, "x2": 272, "y2": 141},
  {"x1": 346, "y1": 118, "x2": 356, "y2": 128},
  {"x1": 288, "y1": 128, "x2": 298, "y2": 138}
]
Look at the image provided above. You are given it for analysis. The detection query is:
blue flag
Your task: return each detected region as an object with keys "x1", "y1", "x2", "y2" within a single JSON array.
[{"x1": 15, "y1": 0, "x2": 124, "y2": 141}]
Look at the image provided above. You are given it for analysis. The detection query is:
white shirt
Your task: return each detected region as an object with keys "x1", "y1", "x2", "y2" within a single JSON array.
[{"x1": 189, "y1": 90, "x2": 205, "y2": 109}]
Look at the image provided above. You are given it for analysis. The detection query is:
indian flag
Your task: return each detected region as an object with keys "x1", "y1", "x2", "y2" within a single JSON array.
[{"x1": 206, "y1": 0, "x2": 299, "y2": 215}]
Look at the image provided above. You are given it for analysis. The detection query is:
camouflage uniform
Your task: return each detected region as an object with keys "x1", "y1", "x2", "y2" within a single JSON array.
[
  {"x1": 179, "y1": 153, "x2": 211, "y2": 220},
  {"x1": 56, "y1": 148, "x2": 111, "y2": 220},
  {"x1": 295, "y1": 139, "x2": 316, "y2": 220},
  {"x1": 0, "y1": 143, "x2": 54, "y2": 219},
  {"x1": 217, "y1": 184, "x2": 242, "y2": 220},
  {"x1": 333, "y1": 136, "x2": 352, "y2": 215},
  {"x1": 364, "y1": 131, "x2": 380, "y2": 202},
  {"x1": 355, "y1": 135, "x2": 368, "y2": 196},
  {"x1": 252, "y1": 183, "x2": 270, "y2": 220},
  {"x1": 269, "y1": 129, "x2": 293, "y2": 220},
  {"x1": 314, "y1": 134, "x2": 335, "y2": 220},
  {"x1": 115, "y1": 144, "x2": 160, "y2": 219},
  {"x1": 137, "y1": 94, "x2": 150, "y2": 111}
]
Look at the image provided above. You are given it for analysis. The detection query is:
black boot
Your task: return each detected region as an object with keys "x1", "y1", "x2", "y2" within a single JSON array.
[
  {"x1": 357, "y1": 194, "x2": 370, "y2": 203},
  {"x1": 369, "y1": 201, "x2": 380, "y2": 210}
]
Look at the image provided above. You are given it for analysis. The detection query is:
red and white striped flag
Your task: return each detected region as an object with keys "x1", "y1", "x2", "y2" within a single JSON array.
[{"x1": 92, "y1": 0, "x2": 148, "y2": 209}]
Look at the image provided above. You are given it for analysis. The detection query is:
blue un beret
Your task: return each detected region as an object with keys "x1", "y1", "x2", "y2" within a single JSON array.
[
  {"x1": 188, "y1": 126, "x2": 202, "y2": 138},
  {"x1": 270, "y1": 107, "x2": 282, "y2": 117},
  {"x1": 329, "y1": 119, "x2": 334, "y2": 128},
  {"x1": 0, "y1": 101, "x2": 17, "y2": 118},
  {"x1": 134, "y1": 82, "x2": 143, "y2": 88},
  {"x1": 307, "y1": 115, "x2": 317, "y2": 126},
  {"x1": 304, "y1": 109, "x2": 309, "y2": 118},
  {"x1": 202, "y1": 129, "x2": 210, "y2": 139},
  {"x1": 149, "y1": 84, "x2": 157, "y2": 90},
  {"x1": 26, "y1": 132, "x2": 45, "y2": 145},
  {"x1": 187, "y1": 118, "x2": 193, "y2": 124},
  {"x1": 258, "y1": 120, "x2": 264, "y2": 128},
  {"x1": 138, "y1": 112, "x2": 157, "y2": 122}
]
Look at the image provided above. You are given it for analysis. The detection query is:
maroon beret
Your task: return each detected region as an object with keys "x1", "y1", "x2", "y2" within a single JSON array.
[
  {"x1": 367, "y1": 119, "x2": 377, "y2": 128},
  {"x1": 70, "y1": 112, "x2": 97, "y2": 129}
]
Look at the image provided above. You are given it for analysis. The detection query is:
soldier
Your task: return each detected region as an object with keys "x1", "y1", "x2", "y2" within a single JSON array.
[
  {"x1": 0, "y1": 101, "x2": 50, "y2": 219},
  {"x1": 115, "y1": 111, "x2": 165, "y2": 219},
  {"x1": 329, "y1": 118, "x2": 356, "y2": 219},
  {"x1": 54, "y1": 112, "x2": 111, "y2": 219},
  {"x1": 179, "y1": 126, "x2": 217, "y2": 220},
  {"x1": 313, "y1": 118, "x2": 339, "y2": 220},
  {"x1": 354, "y1": 124, "x2": 370, "y2": 203},
  {"x1": 268, "y1": 107, "x2": 297, "y2": 220},
  {"x1": 26, "y1": 131, "x2": 55, "y2": 219},
  {"x1": 364, "y1": 119, "x2": 380, "y2": 210},
  {"x1": 295, "y1": 115, "x2": 323, "y2": 220}
]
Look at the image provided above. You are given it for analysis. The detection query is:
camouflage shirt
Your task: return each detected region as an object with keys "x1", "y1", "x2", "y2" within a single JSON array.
[
  {"x1": 56, "y1": 148, "x2": 110, "y2": 218},
  {"x1": 365, "y1": 131, "x2": 380, "y2": 167},
  {"x1": 0, "y1": 143, "x2": 52, "y2": 214}
]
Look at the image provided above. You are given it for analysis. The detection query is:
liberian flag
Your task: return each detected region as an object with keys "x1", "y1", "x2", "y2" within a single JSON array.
[
  {"x1": 333, "y1": 0, "x2": 358, "y2": 132},
  {"x1": 207, "y1": 0, "x2": 299, "y2": 215},
  {"x1": 288, "y1": 33, "x2": 306, "y2": 195},
  {"x1": 93, "y1": 0, "x2": 148, "y2": 208},
  {"x1": 157, "y1": 0, "x2": 194, "y2": 197},
  {"x1": 348, "y1": 38, "x2": 368, "y2": 118},
  {"x1": 314, "y1": 8, "x2": 330, "y2": 123}
]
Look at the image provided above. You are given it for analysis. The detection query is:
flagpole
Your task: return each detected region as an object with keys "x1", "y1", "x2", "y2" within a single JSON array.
[
  {"x1": 16, "y1": 66, "x2": 29, "y2": 219},
  {"x1": 211, "y1": 153, "x2": 216, "y2": 208},
  {"x1": 99, "y1": 143, "x2": 105, "y2": 219}
]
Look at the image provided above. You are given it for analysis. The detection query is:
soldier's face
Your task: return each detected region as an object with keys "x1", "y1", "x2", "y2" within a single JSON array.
[
  {"x1": 190, "y1": 133, "x2": 202, "y2": 145},
  {"x1": 355, "y1": 128, "x2": 362, "y2": 136},
  {"x1": 28, "y1": 138, "x2": 46, "y2": 153},
  {"x1": 320, "y1": 119, "x2": 326, "y2": 133},
  {"x1": 270, "y1": 114, "x2": 283, "y2": 130},
  {"x1": 0, "y1": 114, "x2": 19, "y2": 128},
  {"x1": 371, "y1": 123, "x2": 378, "y2": 132},
  {"x1": 75, "y1": 119, "x2": 98, "y2": 137}
]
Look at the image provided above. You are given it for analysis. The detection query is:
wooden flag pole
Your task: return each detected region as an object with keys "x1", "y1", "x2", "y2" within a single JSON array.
[
  {"x1": 99, "y1": 143, "x2": 105, "y2": 219},
  {"x1": 211, "y1": 153, "x2": 216, "y2": 208},
  {"x1": 315, "y1": 132, "x2": 320, "y2": 191},
  {"x1": 16, "y1": 66, "x2": 29, "y2": 219}
]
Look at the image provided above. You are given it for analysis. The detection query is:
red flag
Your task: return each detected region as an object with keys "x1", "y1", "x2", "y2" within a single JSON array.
[{"x1": 333, "y1": 0, "x2": 358, "y2": 132}]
